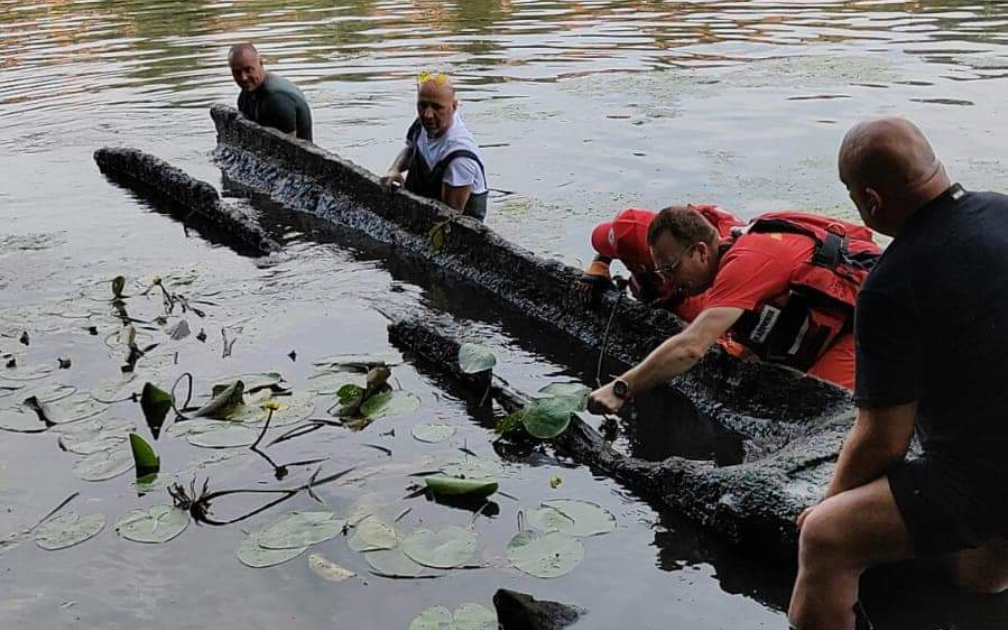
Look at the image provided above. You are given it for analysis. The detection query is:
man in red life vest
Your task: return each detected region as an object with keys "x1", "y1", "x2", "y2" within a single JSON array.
[
  {"x1": 586, "y1": 205, "x2": 880, "y2": 401},
  {"x1": 579, "y1": 206, "x2": 744, "y2": 321}
]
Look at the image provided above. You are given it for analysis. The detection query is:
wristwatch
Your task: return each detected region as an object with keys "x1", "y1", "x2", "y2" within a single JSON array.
[{"x1": 612, "y1": 378, "x2": 631, "y2": 401}]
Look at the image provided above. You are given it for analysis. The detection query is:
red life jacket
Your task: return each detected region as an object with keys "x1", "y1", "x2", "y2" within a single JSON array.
[{"x1": 724, "y1": 212, "x2": 881, "y2": 371}]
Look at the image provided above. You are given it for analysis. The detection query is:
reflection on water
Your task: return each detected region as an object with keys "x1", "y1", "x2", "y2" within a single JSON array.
[{"x1": 3, "y1": 2, "x2": 1008, "y2": 629}]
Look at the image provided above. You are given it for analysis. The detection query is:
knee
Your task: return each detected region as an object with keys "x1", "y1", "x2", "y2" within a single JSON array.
[
  {"x1": 798, "y1": 508, "x2": 849, "y2": 568},
  {"x1": 952, "y1": 567, "x2": 1008, "y2": 595}
]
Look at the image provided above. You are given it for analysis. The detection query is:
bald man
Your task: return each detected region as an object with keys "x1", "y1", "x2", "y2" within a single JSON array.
[
  {"x1": 380, "y1": 73, "x2": 488, "y2": 220},
  {"x1": 789, "y1": 118, "x2": 1008, "y2": 630},
  {"x1": 228, "y1": 43, "x2": 313, "y2": 142}
]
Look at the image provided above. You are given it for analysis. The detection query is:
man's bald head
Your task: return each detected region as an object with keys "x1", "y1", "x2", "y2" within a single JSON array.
[
  {"x1": 416, "y1": 74, "x2": 458, "y2": 138},
  {"x1": 229, "y1": 43, "x2": 266, "y2": 92},
  {"x1": 838, "y1": 117, "x2": 950, "y2": 236}
]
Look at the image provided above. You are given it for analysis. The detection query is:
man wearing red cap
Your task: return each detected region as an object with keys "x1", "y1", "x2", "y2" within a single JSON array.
[{"x1": 579, "y1": 205, "x2": 745, "y2": 320}]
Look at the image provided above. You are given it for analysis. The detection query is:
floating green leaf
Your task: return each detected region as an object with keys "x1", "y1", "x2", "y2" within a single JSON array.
[
  {"x1": 526, "y1": 499, "x2": 617, "y2": 537},
  {"x1": 193, "y1": 380, "x2": 245, "y2": 419},
  {"x1": 348, "y1": 517, "x2": 398, "y2": 552},
  {"x1": 453, "y1": 603, "x2": 498, "y2": 630},
  {"x1": 424, "y1": 476, "x2": 498, "y2": 499},
  {"x1": 35, "y1": 512, "x2": 106, "y2": 550},
  {"x1": 242, "y1": 391, "x2": 315, "y2": 428},
  {"x1": 506, "y1": 531, "x2": 584, "y2": 578},
  {"x1": 410, "y1": 606, "x2": 452, "y2": 630},
  {"x1": 116, "y1": 505, "x2": 188, "y2": 543},
  {"x1": 2, "y1": 363, "x2": 53, "y2": 381},
  {"x1": 360, "y1": 390, "x2": 421, "y2": 420},
  {"x1": 308, "y1": 554, "x2": 356, "y2": 583},
  {"x1": 402, "y1": 526, "x2": 479, "y2": 569},
  {"x1": 307, "y1": 372, "x2": 362, "y2": 396},
  {"x1": 312, "y1": 353, "x2": 400, "y2": 371},
  {"x1": 441, "y1": 457, "x2": 504, "y2": 480},
  {"x1": 411, "y1": 422, "x2": 456, "y2": 443},
  {"x1": 73, "y1": 446, "x2": 134, "y2": 481},
  {"x1": 129, "y1": 433, "x2": 160, "y2": 478},
  {"x1": 213, "y1": 372, "x2": 286, "y2": 394},
  {"x1": 184, "y1": 421, "x2": 257, "y2": 449},
  {"x1": 0, "y1": 407, "x2": 46, "y2": 433},
  {"x1": 457, "y1": 343, "x2": 496, "y2": 375},
  {"x1": 236, "y1": 533, "x2": 306, "y2": 568},
  {"x1": 521, "y1": 397, "x2": 572, "y2": 439},
  {"x1": 30, "y1": 393, "x2": 106, "y2": 425},
  {"x1": 258, "y1": 511, "x2": 345, "y2": 550},
  {"x1": 537, "y1": 383, "x2": 591, "y2": 412},
  {"x1": 140, "y1": 383, "x2": 172, "y2": 431},
  {"x1": 494, "y1": 409, "x2": 524, "y2": 435},
  {"x1": 90, "y1": 375, "x2": 142, "y2": 404},
  {"x1": 364, "y1": 547, "x2": 437, "y2": 578}
]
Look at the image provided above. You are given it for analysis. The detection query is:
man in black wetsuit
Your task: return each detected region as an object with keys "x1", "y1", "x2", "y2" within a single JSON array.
[
  {"x1": 229, "y1": 43, "x2": 313, "y2": 142},
  {"x1": 380, "y1": 72, "x2": 489, "y2": 220},
  {"x1": 789, "y1": 117, "x2": 1008, "y2": 630}
]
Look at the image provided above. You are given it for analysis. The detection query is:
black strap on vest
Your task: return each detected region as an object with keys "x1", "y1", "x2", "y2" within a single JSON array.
[{"x1": 404, "y1": 119, "x2": 487, "y2": 220}]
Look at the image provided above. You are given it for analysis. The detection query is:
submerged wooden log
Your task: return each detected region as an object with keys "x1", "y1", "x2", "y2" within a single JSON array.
[
  {"x1": 389, "y1": 314, "x2": 855, "y2": 560},
  {"x1": 209, "y1": 103, "x2": 852, "y2": 438},
  {"x1": 93, "y1": 147, "x2": 280, "y2": 256}
]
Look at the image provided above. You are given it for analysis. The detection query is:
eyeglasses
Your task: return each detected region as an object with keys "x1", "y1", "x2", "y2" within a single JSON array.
[
  {"x1": 417, "y1": 71, "x2": 448, "y2": 86},
  {"x1": 655, "y1": 242, "x2": 697, "y2": 277}
]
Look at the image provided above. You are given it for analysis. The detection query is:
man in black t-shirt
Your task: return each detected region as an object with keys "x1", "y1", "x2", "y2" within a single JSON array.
[
  {"x1": 228, "y1": 43, "x2": 313, "y2": 142},
  {"x1": 789, "y1": 118, "x2": 1008, "y2": 630}
]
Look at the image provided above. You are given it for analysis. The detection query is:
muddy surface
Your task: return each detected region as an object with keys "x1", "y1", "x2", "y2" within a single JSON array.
[{"x1": 4, "y1": 1, "x2": 1008, "y2": 628}]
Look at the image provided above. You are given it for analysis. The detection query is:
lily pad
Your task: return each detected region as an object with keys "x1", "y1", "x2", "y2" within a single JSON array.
[
  {"x1": 308, "y1": 554, "x2": 356, "y2": 583},
  {"x1": 72, "y1": 446, "x2": 134, "y2": 481},
  {"x1": 507, "y1": 531, "x2": 584, "y2": 578},
  {"x1": 402, "y1": 526, "x2": 479, "y2": 569},
  {"x1": 307, "y1": 372, "x2": 363, "y2": 396},
  {"x1": 360, "y1": 390, "x2": 421, "y2": 420},
  {"x1": 424, "y1": 476, "x2": 498, "y2": 499},
  {"x1": 0, "y1": 407, "x2": 46, "y2": 433},
  {"x1": 348, "y1": 517, "x2": 398, "y2": 552},
  {"x1": 521, "y1": 397, "x2": 572, "y2": 439},
  {"x1": 90, "y1": 376, "x2": 142, "y2": 404},
  {"x1": 35, "y1": 512, "x2": 106, "y2": 550},
  {"x1": 58, "y1": 418, "x2": 135, "y2": 455},
  {"x1": 441, "y1": 457, "x2": 504, "y2": 480},
  {"x1": 23, "y1": 382, "x2": 77, "y2": 404},
  {"x1": 412, "y1": 422, "x2": 456, "y2": 444},
  {"x1": 457, "y1": 343, "x2": 496, "y2": 375},
  {"x1": 258, "y1": 511, "x2": 345, "y2": 550},
  {"x1": 213, "y1": 372, "x2": 287, "y2": 394},
  {"x1": 193, "y1": 380, "x2": 245, "y2": 419},
  {"x1": 236, "y1": 533, "x2": 307, "y2": 568},
  {"x1": 526, "y1": 499, "x2": 617, "y2": 537},
  {"x1": 2, "y1": 363, "x2": 53, "y2": 381},
  {"x1": 116, "y1": 505, "x2": 189, "y2": 543},
  {"x1": 537, "y1": 383, "x2": 591, "y2": 412},
  {"x1": 40, "y1": 393, "x2": 108, "y2": 424},
  {"x1": 364, "y1": 547, "x2": 437, "y2": 578},
  {"x1": 238, "y1": 391, "x2": 315, "y2": 428},
  {"x1": 184, "y1": 422, "x2": 258, "y2": 449},
  {"x1": 410, "y1": 606, "x2": 453, "y2": 630},
  {"x1": 312, "y1": 353, "x2": 401, "y2": 371},
  {"x1": 453, "y1": 603, "x2": 498, "y2": 630}
]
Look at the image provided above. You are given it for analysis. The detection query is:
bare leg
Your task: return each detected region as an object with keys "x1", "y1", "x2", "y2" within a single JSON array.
[
  {"x1": 788, "y1": 477, "x2": 916, "y2": 630},
  {"x1": 945, "y1": 538, "x2": 1008, "y2": 595}
]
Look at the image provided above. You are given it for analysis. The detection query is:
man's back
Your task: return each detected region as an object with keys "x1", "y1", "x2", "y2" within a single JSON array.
[{"x1": 856, "y1": 185, "x2": 1008, "y2": 455}]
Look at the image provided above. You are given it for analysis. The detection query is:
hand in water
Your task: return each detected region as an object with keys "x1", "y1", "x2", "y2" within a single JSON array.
[
  {"x1": 588, "y1": 381, "x2": 625, "y2": 415},
  {"x1": 380, "y1": 171, "x2": 404, "y2": 194}
]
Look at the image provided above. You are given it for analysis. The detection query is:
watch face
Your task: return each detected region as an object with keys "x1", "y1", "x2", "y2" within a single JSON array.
[{"x1": 613, "y1": 380, "x2": 629, "y2": 399}]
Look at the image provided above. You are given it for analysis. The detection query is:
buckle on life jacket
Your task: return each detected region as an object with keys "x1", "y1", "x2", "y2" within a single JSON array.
[{"x1": 812, "y1": 231, "x2": 845, "y2": 268}]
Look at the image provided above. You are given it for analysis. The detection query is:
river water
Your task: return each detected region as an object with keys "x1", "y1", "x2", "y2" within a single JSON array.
[{"x1": 2, "y1": 1, "x2": 1008, "y2": 629}]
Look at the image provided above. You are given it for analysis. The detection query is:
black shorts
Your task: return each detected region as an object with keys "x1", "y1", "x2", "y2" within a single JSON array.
[{"x1": 888, "y1": 453, "x2": 1008, "y2": 557}]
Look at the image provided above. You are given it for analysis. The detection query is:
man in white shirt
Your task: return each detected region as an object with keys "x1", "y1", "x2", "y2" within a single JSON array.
[{"x1": 381, "y1": 72, "x2": 489, "y2": 220}]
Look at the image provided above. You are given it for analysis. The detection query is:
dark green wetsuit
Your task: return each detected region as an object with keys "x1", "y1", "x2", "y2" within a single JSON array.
[{"x1": 237, "y1": 73, "x2": 313, "y2": 142}]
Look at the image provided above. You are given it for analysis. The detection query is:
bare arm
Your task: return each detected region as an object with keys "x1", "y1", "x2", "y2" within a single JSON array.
[
  {"x1": 825, "y1": 402, "x2": 916, "y2": 498},
  {"x1": 588, "y1": 306, "x2": 744, "y2": 413},
  {"x1": 441, "y1": 183, "x2": 472, "y2": 213},
  {"x1": 380, "y1": 144, "x2": 414, "y2": 192}
]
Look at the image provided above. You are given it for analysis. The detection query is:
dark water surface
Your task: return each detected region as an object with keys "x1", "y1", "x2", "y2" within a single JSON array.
[{"x1": 3, "y1": 1, "x2": 1008, "y2": 628}]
